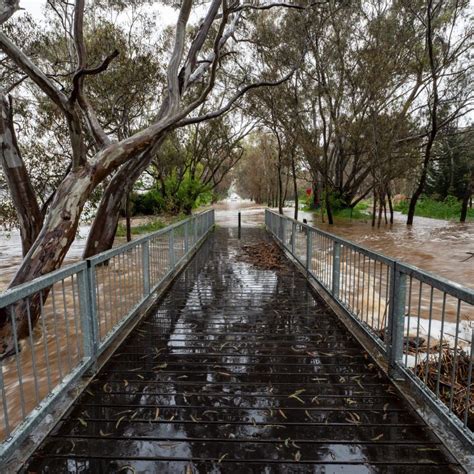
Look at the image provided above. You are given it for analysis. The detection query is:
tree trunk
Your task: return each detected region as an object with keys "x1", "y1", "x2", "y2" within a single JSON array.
[
  {"x1": 83, "y1": 140, "x2": 163, "y2": 258},
  {"x1": 407, "y1": 2, "x2": 439, "y2": 226},
  {"x1": 460, "y1": 171, "x2": 473, "y2": 222},
  {"x1": 372, "y1": 189, "x2": 377, "y2": 227},
  {"x1": 387, "y1": 188, "x2": 394, "y2": 224},
  {"x1": 0, "y1": 166, "x2": 96, "y2": 356},
  {"x1": 0, "y1": 96, "x2": 43, "y2": 256},
  {"x1": 125, "y1": 193, "x2": 132, "y2": 242}
]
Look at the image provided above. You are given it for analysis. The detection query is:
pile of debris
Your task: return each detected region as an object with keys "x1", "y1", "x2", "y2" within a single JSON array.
[
  {"x1": 237, "y1": 242, "x2": 286, "y2": 271},
  {"x1": 414, "y1": 347, "x2": 473, "y2": 429}
]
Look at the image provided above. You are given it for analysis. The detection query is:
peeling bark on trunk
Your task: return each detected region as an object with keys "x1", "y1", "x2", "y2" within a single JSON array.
[
  {"x1": 0, "y1": 165, "x2": 95, "y2": 356},
  {"x1": 83, "y1": 138, "x2": 165, "y2": 258},
  {"x1": 0, "y1": 96, "x2": 43, "y2": 256},
  {"x1": 83, "y1": 158, "x2": 144, "y2": 258}
]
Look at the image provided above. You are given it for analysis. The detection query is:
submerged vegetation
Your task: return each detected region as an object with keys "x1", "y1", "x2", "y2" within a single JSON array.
[{"x1": 395, "y1": 196, "x2": 474, "y2": 221}]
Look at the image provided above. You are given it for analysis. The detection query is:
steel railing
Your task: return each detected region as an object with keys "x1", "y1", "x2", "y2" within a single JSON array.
[
  {"x1": 0, "y1": 209, "x2": 215, "y2": 460},
  {"x1": 265, "y1": 209, "x2": 473, "y2": 447}
]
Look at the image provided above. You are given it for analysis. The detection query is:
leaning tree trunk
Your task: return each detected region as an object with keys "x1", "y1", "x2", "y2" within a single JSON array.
[
  {"x1": 0, "y1": 166, "x2": 97, "y2": 356},
  {"x1": 407, "y1": 3, "x2": 439, "y2": 226},
  {"x1": 387, "y1": 188, "x2": 394, "y2": 224},
  {"x1": 83, "y1": 139, "x2": 163, "y2": 258},
  {"x1": 83, "y1": 158, "x2": 146, "y2": 257},
  {"x1": 406, "y1": 145, "x2": 433, "y2": 225},
  {"x1": 0, "y1": 96, "x2": 43, "y2": 256}
]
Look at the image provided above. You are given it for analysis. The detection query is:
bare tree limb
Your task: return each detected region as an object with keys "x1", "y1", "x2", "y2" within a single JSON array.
[{"x1": 176, "y1": 69, "x2": 295, "y2": 127}]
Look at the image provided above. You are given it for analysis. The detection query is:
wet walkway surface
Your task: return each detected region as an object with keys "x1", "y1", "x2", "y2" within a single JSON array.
[{"x1": 24, "y1": 228, "x2": 461, "y2": 473}]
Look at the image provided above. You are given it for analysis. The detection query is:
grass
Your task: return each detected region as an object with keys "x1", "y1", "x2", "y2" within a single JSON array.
[
  {"x1": 304, "y1": 200, "x2": 371, "y2": 220},
  {"x1": 394, "y1": 196, "x2": 474, "y2": 221},
  {"x1": 116, "y1": 215, "x2": 185, "y2": 237}
]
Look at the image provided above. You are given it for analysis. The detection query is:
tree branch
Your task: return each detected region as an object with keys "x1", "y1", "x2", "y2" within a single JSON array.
[{"x1": 176, "y1": 70, "x2": 295, "y2": 127}]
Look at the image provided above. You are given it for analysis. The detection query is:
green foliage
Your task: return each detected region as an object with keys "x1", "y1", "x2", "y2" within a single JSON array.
[
  {"x1": 130, "y1": 174, "x2": 213, "y2": 217},
  {"x1": 116, "y1": 218, "x2": 168, "y2": 237},
  {"x1": 303, "y1": 200, "x2": 370, "y2": 220},
  {"x1": 132, "y1": 190, "x2": 165, "y2": 216},
  {"x1": 394, "y1": 196, "x2": 474, "y2": 221}
]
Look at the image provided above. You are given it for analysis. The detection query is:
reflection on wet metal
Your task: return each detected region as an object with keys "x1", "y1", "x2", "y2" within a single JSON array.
[{"x1": 25, "y1": 228, "x2": 461, "y2": 472}]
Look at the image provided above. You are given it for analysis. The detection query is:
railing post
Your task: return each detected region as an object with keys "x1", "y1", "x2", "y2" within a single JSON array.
[
  {"x1": 291, "y1": 221, "x2": 296, "y2": 255},
  {"x1": 169, "y1": 228, "x2": 175, "y2": 269},
  {"x1": 332, "y1": 242, "x2": 341, "y2": 298},
  {"x1": 78, "y1": 262, "x2": 99, "y2": 363},
  {"x1": 142, "y1": 239, "x2": 150, "y2": 295},
  {"x1": 387, "y1": 263, "x2": 407, "y2": 379},
  {"x1": 306, "y1": 229, "x2": 313, "y2": 274},
  {"x1": 279, "y1": 217, "x2": 285, "y2": 244},
  {"x1": 193, "y1": 215, "x2": 197, "y2": 245},
  {"x1": 184, "y1": 220, "x2": 189, "y2": 253}
]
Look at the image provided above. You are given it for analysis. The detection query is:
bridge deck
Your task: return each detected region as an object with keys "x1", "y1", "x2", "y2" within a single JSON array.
[{"x1": 24, "y1": 228, "x2": 461, "y2": 473}]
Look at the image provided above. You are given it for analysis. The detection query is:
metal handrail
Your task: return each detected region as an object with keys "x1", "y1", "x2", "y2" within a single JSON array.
[
  {"x1": 265, "y1": 209, "x2": 473, "y2": 448},
  {"x1": 0, "y1": 209, "x2": 215, "y2": 461}
]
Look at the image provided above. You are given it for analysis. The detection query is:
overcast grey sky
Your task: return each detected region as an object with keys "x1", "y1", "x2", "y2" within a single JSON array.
[{"x1": 20, "y1": 0, "x2": 179, "y2": 26}]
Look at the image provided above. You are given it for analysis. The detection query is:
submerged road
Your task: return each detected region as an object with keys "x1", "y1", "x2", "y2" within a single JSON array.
[{"x1": 24, "y1": 227, "x2": 461, "y2": 473}]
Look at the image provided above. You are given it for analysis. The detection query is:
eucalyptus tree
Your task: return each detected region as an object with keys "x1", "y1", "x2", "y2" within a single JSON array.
[
  {"x1": 0, "y1": 0, "x2": 323, "y2": 356},
  {"x1": 402, "y1": 0, "x2": 473, "y2": 225}
]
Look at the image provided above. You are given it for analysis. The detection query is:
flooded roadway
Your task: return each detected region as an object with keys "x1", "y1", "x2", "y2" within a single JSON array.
[{"x1": 214, "y1": 201, "x2": 474, "y2": 290}]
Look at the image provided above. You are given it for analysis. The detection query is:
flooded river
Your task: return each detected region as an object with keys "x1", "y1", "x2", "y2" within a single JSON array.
[
  {"x1": 2, "y1": 202, "x2": 471, "y2": 291},
  {"x1": 215, "y1": 201, "x2": 474, "y2": 290}
]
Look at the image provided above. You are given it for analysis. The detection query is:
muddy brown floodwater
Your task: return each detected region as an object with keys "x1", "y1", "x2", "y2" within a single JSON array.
[{"x1": 215, "y1": 201, "x2": 474, "y2": 290}]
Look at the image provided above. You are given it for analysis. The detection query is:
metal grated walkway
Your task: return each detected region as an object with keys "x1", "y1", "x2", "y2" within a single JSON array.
[{"x1": 24, "y1": 228, "x2": 462, "y2": 473}]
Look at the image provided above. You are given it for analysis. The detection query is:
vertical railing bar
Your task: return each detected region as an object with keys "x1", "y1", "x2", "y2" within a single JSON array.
[
  {"x1": 111, "y1": 255, "x2": 119, "y2": 327},
  {"x1": 360, "y1": 255, "x2": 366, "y2": 322},
  {"x1": 60, "y1": 280, "x2": 73, "y2": 373},
  {"x1": 385, "y1": 264, "x2": 390, "y2": 335},
  {"x1": 50, "y1": 285, "x2": 64, "y2": 381},
  {"x1": 25, "y1": 297, "x2": 40, "y2": 404},
  {"x1": 332, "y1": 241, "x2": 341, "y2": 299},
  {"x1": 404, "y1": 277, "x2": 413, "y2": 367},
  {"x1": 435, "y1": 292, "x2": 447, "y2": 399},
  {"x1": 9, "y1": 306, "x2": 26, "y2": 419},
  {"x1": 0, "y1": 359, "x2": 10, "y2": 436},
  {"x1": 70, "y1": 274, "x2": 82, "y2": 360},
  {"x1": 377, "y1": 262, "x2": 383, "y2": 332},
  {"x1": 39, "y1": 290, "x2": 52, "y2": 391},
  {"x1": 169, "y1": 228, "x2": 175, "y2": 270},
  {"x1": 111, "y1": 256, "x2": 119, "y2": 326},
  {"x1": 100, "y1": 262, "x2": 109, "y2": 336},
  {"x1": 448, "y1": 299, "x2": 462, "y2": 412},
  {"x1": 78, "y1": 263, "x2": 99, "y2": 360},
  {"x1": 388, "y1": 264, "x2": 407, "y2": 377},
  {"x1": 94, "y1": 261, "x2": 102, "y2": 339},
  {"x1": 306, "y1": 229, "x2": 313, "y2": 275},
  {"x1": 424, "y1": 286, "x2": 435, "y2": 385},
  {"x1": 120, "y1": 253, "x2": 127, "y2": 314},
  {"x1": 142, "y1": 240, "x2": 151, "y2": 297},
  {"x1": 464, "y1": 332, "x2": 473, "y2": 427},
  {"x1": 414, "y1": 282, "x2": 423, "y2": 375}
]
